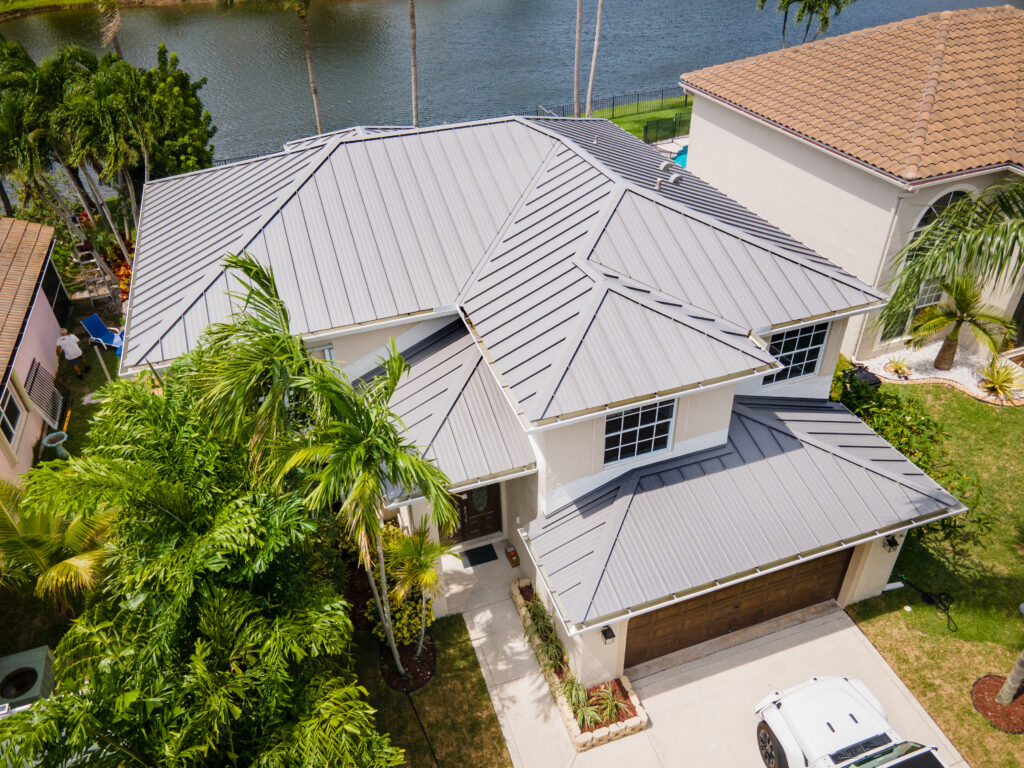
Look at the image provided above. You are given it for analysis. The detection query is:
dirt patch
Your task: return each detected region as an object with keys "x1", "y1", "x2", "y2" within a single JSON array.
[
  {"x1": 379, "y1": 639, "x2": 436, "y2": 692},
  {"x1": 580, "y1": 679, "x2": 637, "y2": 732},
  {"x1": 519, "y1": 583, "x2": 535, "y2": 603},
  {"x1": 344, "y1": 562, "x2": 374, "y2": 632},
  {"x1": 971, "y1": 676, "x2": 1024, "y2": 734}
]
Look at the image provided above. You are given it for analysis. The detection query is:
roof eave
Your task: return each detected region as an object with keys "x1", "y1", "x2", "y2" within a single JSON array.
[{"x1": 558, "y1": 502, "x2": 968, "y2": 634}]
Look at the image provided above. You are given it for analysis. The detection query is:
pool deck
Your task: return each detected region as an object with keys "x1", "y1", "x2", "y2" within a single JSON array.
[{"x1": 653, "y1": 135, "x2": 688, "y2": 158}]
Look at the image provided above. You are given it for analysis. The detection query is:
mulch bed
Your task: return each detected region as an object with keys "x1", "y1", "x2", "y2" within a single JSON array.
[
  {"x1": 971, "y1": 675, "x2": 1024, "y2": 734},
  {"x1": 519, "y1": 583, "x2": 535, "y2": 603},
  {"x1": 379, "y1": 639, "x2": 437, "y2": 692},
  {"x1": 581, "y1": 679, "x2": 637, "y2": 732}
]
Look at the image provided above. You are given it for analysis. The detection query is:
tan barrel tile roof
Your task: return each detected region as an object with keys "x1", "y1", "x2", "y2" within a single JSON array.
[
  {"x1": 0, "y1": 218, "x2": 54, "y2": 379},
  {"x1": 680, "y1": 5, "x2": 1024, "y2": 182}
]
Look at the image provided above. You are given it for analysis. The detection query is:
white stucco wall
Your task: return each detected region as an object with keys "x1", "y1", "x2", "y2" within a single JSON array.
[
  {"x1": 837, "y1": 533, "x2": 905, "y2": 607},
  {"x1": 687, "y1": 96, "x2": 1024, "y2": 360},
  {"x1": 0, "y1": 288, "x2": 61, "y2": 485},
  {"x1": 534, "y1": 384, "x2": 736, "y2": 511},
  {"x1": 309, "y1": 313, "x2": 457, "y2": 378}
]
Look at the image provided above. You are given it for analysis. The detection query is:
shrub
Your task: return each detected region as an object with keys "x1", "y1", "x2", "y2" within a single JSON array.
[
  {"x1": 362, "y1": 525, "x2": 433, "y2": 646},
  {"x1": 979, "y1": 358, "x2": 1022, "y2": 399},
  {"x1": 887, "y1": 356, "x2": 911, "y2": 378},
  {"x1": 590, "y1": 683, "x2": 631, "y2": 722}
]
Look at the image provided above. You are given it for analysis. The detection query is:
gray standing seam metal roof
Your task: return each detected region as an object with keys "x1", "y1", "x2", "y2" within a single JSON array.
[
  {"x1": 282, "y1": 125, "x2": 413, "y2": 152},
  {"x1": 123, "y1": 116, "x2": 883, "y2": 425},
  {"x1": 525, "y1": 397, "x2": 962, "y2": 628},
  {"x1": 384, "y1": 319, "x2": 536, "y2": 492}
]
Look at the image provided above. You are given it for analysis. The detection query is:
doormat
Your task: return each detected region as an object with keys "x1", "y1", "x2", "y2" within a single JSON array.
[{"x1": 461, "y1": 544, "x2": 498, "y2": 567}]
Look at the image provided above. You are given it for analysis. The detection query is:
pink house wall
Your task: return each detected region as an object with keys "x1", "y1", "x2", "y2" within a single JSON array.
[{"x1": 0, "y1": 288, "x2": 61, "y2": 485}]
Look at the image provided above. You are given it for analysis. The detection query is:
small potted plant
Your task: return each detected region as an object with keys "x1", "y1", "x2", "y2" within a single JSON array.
[
  {"x1": 979, "y1": 358, "x2": 1022, "y2": 400},
  {"x1": 884, "y1": 356, "x2": 912, "y2": 379}
]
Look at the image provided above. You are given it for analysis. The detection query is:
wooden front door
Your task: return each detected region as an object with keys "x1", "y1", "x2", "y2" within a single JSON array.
[
  {"x1": 455, "y1": 484, "x2": 502, "y2": 542},
  {"x1": 624, "y1": 548, "x2": 852, "y2": 668}
]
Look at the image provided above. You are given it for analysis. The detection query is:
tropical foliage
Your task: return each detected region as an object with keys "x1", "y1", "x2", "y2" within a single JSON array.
[
  {"x1": 883, "y1": 178, "x2": 1024, "y2": 340},
  {"x1": 978, "y1": 358, "x2": 1022, "y2": 400},
  {"x1": 907, "y1": 274, "x2": 1015, "y2": 370},
  {"x1": 0, "y1": 355, "x2": 402, "y2": 767},
  {"x1": 831, "y1": 362, "x2": 989, "y2": 553},
  {"x1": 0, "y1": 478, "x2": 110, "y2": 614},
  {"x1": 387, "y1": 519, "x2": 454, "y2": 656},
  {"x1": 757, "y1": 0, "x2": 854, "y2": 46},
  {"x1": 0, "y1": 40, "x2": 215, "y2": 269}
]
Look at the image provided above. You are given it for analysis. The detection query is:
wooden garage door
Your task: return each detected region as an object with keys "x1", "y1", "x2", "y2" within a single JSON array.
[{"x1": 624, "y1": 549, "x2": 852, "y2": 668}]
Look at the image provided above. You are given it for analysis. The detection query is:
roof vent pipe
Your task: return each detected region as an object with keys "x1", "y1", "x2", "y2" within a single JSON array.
[
  {"x1": 654, "y1": 178, "x2": 663, "y2": 190},
  {"x1": 593, "y1": 137, "x2": 599, "y2": 145}
]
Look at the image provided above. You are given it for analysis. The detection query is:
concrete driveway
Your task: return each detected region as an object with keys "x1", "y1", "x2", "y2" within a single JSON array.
[{"x1": 459, "y1": 570, "x2": 967, "y2": 768}]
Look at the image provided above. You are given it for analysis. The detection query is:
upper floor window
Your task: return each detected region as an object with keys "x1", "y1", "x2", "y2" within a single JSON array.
[
  {"x1": 763, "y1": 322, "x2": 829, "y2": 385},
  {"x1": 881, "y1": 191, "x2": 969, "y2": 341},
  {"x1": 309, "y1": 344, "x2": 337, "y2": 363},
  {"x1": 0, "y1": 385, "x2": 23, "y2": 445},
  {"x1": 603, "y1": 401, "x2": 674, "y2": 465}
]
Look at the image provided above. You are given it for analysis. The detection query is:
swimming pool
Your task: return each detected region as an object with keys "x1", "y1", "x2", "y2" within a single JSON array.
[{"x1": 673, "y1": 145, "x2": 689, "y2": 168}]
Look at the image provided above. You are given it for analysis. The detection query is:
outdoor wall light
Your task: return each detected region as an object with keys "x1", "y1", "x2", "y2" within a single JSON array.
[
  {"x1": 601, "y1": 626, "x2": 615, "y2": 644},
  {"x1": 882, "y1": 534, "x2": 900, "y2": 552}
]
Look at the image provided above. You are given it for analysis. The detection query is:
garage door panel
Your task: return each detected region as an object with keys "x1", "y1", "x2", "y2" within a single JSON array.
[{"x1": 625, "y1": 549, "x2": 852, "y2": 667}]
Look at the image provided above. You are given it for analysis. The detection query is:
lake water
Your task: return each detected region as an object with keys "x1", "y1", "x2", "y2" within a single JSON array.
[{"x1": 3, "y1": 0, "x2": 1019, "y2": 159}]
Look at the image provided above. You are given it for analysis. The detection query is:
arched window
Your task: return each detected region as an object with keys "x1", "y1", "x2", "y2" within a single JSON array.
[{"x1": 881, "y1": 190, "x2": 970, "y2": 341}]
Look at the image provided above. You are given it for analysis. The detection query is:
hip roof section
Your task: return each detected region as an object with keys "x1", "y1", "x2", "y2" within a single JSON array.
[
  {"x1": 525, "y1": 397, "x2": 962, "y2": 628},
  {"x1": 122, "y1": 116, "x2": 883, "y2": 423},
  {"x1": 680, "y1": 5, "x2": 1024, "y2": 182}
]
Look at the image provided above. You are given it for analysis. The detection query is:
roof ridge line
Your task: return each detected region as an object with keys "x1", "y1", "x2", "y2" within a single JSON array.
[
  {"x1": 123, "y1": 133, "x2": 348, "y2": 366},
  {"x1": 618, "y1": 186, "x2": 885, "y2": 303},
  {"x1": 454, "y1": 141, "x2": 564, "y2": 303},
  {"x1": 731, "y1": 400, "x2": 957, "y2": 504},
  {"x1": 901, "y1": 12, "x2": 953, "y2": 180},
  {"x1": 575, "y1": 473, "x2": 643, "y2": 627}
]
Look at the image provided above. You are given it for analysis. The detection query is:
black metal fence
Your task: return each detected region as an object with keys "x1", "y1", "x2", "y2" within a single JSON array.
[
  {"x1": 526, "y1": 87, "x2": 689, "y2": 119},
  {"x1": 642, "y1": 113, "x2": 687, "y2": 144}
]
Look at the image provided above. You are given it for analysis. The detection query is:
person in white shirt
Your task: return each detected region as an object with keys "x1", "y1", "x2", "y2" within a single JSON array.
[{"x1": 56, "y1": 328, "x2": 92, "y2": 379}]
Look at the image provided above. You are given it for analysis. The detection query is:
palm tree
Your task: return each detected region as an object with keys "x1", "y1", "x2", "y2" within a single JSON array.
[
  {"x1": 907, "y1": 274, "x2": 1015, "y2": 370},
  {"x1": 0, "y1": 479, "x2": 110, "y2": 615},
  {"x1": 997, "y1": 650, "x2": 1024, "y2": 706},
  {"x1": 408, "y1": 0, "x2": 418, "y2": 127},
  {"x1": 97, "y1": 0, "x2": 125, "y2": 58},
  {"x1": 882, "y1": 178, "x2": 1024, "y2": 338},
  {"x1": 282, "y1": 348, "x2": 457, "y2": 676},
  {"x1": 583, "y1": 0, "x2": 604, "y2": 117},
  {"x1": 287, "y1": 0, "x2": 324, "y2": 133},
  {"x1": 388, "y1": 519, "x2": 454, "y2": 658},
  {"x1": 573, "y1": 0, "x2": 583, "y2": 116},
  {"x1": 757, "y1": 0, "x2": 802, "y2": 47}
]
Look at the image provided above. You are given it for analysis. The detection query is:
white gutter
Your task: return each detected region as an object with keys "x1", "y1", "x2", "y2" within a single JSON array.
[
  {"x1": 301, "y1": 306, "x2": 460, "y2": 343},
  {"x1": 386, "y1": 466, "x2": 539, "y2": 509},
  {"x1": 534, "y1": 502, "x2": 967, "y2": 636},
  {"x1": 524, "y1": 364, "x2": 774, "y2": 434},
  {"x1": 756, "y1": 302, "x2": 885, "y2": 336}
]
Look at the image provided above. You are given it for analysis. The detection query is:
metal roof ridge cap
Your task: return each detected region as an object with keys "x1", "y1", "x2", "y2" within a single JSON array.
[
  {"x1": 575, "y1": 472, "x2": 644, "y2": 625},
  {"x1": 123, "y1": 132, "x2": 348, "y2": 367},
  {"x1": 619, "y1": 185, "x2": 885, "y2": 300},
  {"x1": 732, "y1": 400, "x2": 961, "y2": 503},
  {"x1": 600, "y1": 281, "x2": 774, "y2": 363},
  {"x1": 454, "y1": 141, "x2": 564, "y2": 303}
]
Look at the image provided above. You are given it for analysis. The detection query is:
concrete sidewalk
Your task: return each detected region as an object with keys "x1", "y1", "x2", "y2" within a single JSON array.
[{"x1": 455, "y1": 569, "x2": 967, "y2": 768}]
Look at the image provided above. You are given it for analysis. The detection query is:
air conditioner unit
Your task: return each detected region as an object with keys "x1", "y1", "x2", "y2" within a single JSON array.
[{"x1": 0, "y1": 646, "x2": 55, "y2": 716}]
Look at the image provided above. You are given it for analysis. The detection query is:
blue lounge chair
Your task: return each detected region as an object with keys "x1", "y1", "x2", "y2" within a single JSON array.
[{"x1": 80, "y1": 314, "x2": 123, "y2": 351}]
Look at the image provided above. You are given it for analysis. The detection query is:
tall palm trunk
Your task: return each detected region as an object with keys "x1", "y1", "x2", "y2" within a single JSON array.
[
  {"x1": 997, "y1": 649, "x2": 1024, "y2": 705},
  {"x1": 802, "y1": 14, "x2": 814, "y2": 43},
  {"x1": 52, "y1": 147, "x2": 98, "y2": 226},
  {"x1": 37, "y1": 176, "x2": 85, "y2": 242},
  {"x1": 0, "y1": 176, "x2": 13, "y2": 217},
  {"x1": 120, "y1": 168, "x2": 139, "y2": 229},
  {"x1": 82, "y1": 166, "x2": 132, "y2": 261},
  {"x1": 584, "y1": 0, "x2": 604, "y2": 117},
  {"x1": 415, "y1": 590, "x2": 428, "y2": 658},
  {"x1": 299, "y1": 12, "x2": 324, "y2": 134},
  {"x1": 781, "y1": 6, "x2": 789, "y2": 47},
  {"x1": 573, "y1": 0, "x2": 582, "y2": 116},
  {"x1": 110, "y1": 34, "x2": 124, "y2": 59},
  {"x1": 371, "y1": 533, "x2": 406, "y2": 676},
  {"x1": 408, "y1": 0, "x2": 418, "y2": 127},
  {"x1": 934, "y1": 321, "x2": 963, "y2": 370}
]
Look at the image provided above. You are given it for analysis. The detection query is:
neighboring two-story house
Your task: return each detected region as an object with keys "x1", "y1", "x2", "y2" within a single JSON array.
[
  {"x1": 0, "y1": 219, "x2": 71, "y2": 484},
  {"x1": 120, "y1": 117, "x2": 963, "y2": 685},
  {"x1": 680, "y1": 5, "x2": 1024, "y2": 360}
]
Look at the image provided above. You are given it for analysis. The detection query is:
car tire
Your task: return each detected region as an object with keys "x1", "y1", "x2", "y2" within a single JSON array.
[{"x1": 756, "y1": 721, "x2": 789, "y2": 768}]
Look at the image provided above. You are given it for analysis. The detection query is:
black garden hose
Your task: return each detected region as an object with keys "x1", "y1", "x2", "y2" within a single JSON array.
[{"x1": 897, "y1": 572, "x2": 958, "y2": 632}]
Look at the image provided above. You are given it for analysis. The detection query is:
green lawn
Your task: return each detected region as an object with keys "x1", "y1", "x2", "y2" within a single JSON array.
[
  {"x1": 0, "y1": 0, "x2": 93, "y2": 15},
  {"x1": 607, "y1": 97, "x2": 692, "y2": 140},
  {"x1": 355, "y1": 616, "x2": 512, "y2": 768},
  {"x1": 847, "y1": 384, "x2": 1024, "y2": 767}
]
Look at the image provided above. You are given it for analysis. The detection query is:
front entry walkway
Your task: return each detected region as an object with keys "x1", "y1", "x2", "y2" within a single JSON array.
[{"x1": 447, "y1": 559, "x2": 968, "y2": 768}]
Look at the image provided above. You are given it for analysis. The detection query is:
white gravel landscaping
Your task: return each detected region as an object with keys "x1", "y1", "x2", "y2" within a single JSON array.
[{"x1": 858, "y1": 340, "x2": 997, "y2": 397}]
